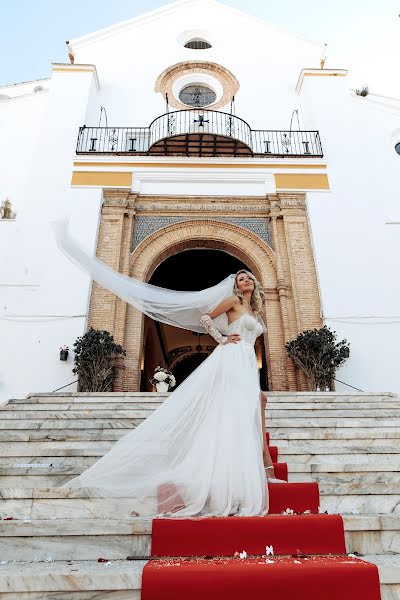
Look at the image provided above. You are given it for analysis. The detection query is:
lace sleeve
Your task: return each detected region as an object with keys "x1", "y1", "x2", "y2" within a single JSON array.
[{"x1": 200, "y1": 314, "x2": 228, "y2": 345}]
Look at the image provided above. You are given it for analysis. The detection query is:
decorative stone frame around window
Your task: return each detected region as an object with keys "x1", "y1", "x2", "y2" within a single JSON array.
[{"x1": 155, "y1": 60, "x2": 240, "y2": 111}]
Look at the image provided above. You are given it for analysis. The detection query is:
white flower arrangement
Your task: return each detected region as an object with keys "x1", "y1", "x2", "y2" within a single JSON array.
[
  {"x1": 154, "y1": 371, "x2": 167, "y2": 382},
  {"x1": 149, "y1": 366, "x2": 176, "y2": 389}
]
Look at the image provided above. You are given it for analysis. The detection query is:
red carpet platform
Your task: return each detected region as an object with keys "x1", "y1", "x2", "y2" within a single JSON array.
[
  {"x1": 268, "y1": 482, "x2": 319, "y2": 513},
  {"x1": 158, "y1": 481, "x2": 319, "y2": 515},
  {"x1": 267, "y1": 445, "x2": 278, "y2": 462},
  {"x1": 146, "y1": 433, "x2": 382, "y2": 599},
  {"x1": 142, "y1": 555, "x2": 382, "y2": 600},
  {"x1": 151, "y1": 514, "x2": 346, "y2": 557}
]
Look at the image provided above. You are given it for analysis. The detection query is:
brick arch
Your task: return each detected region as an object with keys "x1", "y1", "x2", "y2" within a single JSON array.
[
  {"x1": 129, "y1": 220, "x2": 277, "y2": 286},
  {"x1": 123, "y1": 220, "x2": 285, "y2": 392},
  {"x1": 154, "y1": 60, "x2": 240, "y2": 111}
]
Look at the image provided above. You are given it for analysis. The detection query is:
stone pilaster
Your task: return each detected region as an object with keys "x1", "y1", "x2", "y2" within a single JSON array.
[
  {"x1": 269, "y1": 205, "x2": 298, "y2": 390},
  {"x1": 277, "y1": 193, "x2": 323, "y2": 390},
  {"x1": 87, "y1": 190, "x2": 136, "y2": 391}
]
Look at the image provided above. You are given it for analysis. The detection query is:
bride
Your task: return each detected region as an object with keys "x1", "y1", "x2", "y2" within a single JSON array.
[{"x1": 54, "y1": 223, "x2": 286, "y2": 518}]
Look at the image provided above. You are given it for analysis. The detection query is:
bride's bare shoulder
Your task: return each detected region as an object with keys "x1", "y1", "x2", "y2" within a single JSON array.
[{"x1": 207, "y1": 295, "x2": 239, "y2": 319}]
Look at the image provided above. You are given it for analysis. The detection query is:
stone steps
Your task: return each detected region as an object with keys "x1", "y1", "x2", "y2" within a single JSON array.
[
  {"x1": 0, "y1": 556, "x2": 396, "y2": 600},
  {"x1": 2, "y1": 464, "x2": 398, "y2": 489},
  {"x1": 1, "y1": 419, "x2": 400, "y2": 431},
  {"x1": 2, "y1": 454, "x2": 399, "y2": 469},
  {"x1": 0, "y1": 391, "x2": 399, "y2": 599},
  {"x1": 0, "y1": 558, "x2": 398, "y2": 600},
  {"x1": 3, "y1": 410, "x2": 400, "y2": 421},
  {"x1": 1, "y1": 429, "x2": 400, "y2": 443},
  {"x1": 0, "y1": 512, "x2": 399, "y2": 560},
  {"x1": 20, "y1": 392, "x2": 400, "y2": 401},
  {"x1": 8, "y1": 402, "x2": 400, "y2": 411},
  {"x1": 1, "y1": 440, "x2": 400, "y2": 456},
  {"x1": 0, "y1": 560, "x2": 145, "y2": 599}
]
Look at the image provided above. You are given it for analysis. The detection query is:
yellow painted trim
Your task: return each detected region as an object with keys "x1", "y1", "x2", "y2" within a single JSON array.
[
  {"x1": 73, "y1": 161, "x2": 327, "y2": 170},
  {"x1": 274, "y1": 173, "x2": 329, "y2": 190},
  {"x1": 53, "y1": 67, "x2": 95, "y2": 73},
  {"x1": 296, "y1": 69, "x2": 348, "y2": 94},
  {"x1": 303, "y1": 72, "x2": 347, "y2": 77},
  {"x1": 71, "y1": 171, "x2": 132, "y2": 187},
  {"x1": 52, "y1": 64, "x2": 100, "y2": 90}
]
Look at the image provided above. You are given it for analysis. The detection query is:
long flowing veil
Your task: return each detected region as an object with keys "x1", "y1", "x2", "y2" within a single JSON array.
[
  {"x1": 52, "y1": 220, "x2": 269, "y2": 517},
  {"x1": 52, "y1": 220, "x2": 235, "y2": 333}
]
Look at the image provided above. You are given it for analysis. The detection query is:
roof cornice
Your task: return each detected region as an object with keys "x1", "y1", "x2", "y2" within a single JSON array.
[{"x1": 69, "y1": 0, "x2": 324, "y2": 51}]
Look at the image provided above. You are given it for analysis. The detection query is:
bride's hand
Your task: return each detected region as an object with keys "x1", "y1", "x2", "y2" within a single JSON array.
[{"x1": 224, "y1": 333, "x2": 241, "y2": 344}]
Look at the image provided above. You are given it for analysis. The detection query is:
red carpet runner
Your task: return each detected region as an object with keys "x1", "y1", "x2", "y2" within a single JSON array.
[{"x1": 142, "y1": 437, "x2": 382, "y2": 599}]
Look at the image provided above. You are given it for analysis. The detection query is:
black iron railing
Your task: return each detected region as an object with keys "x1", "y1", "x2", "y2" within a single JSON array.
[{"x1": 76, "y1": 109, "x2": 323, "y2": 158}]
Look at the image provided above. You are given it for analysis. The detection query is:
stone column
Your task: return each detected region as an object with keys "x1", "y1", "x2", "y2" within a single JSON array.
[
  {"x1": 278, "y1": 193, "x2": 323, "y2": 390},
  {"x1": 87, "y1": 190, "x2": 137, "y2": 391},
  {"x1": 269, "y1": 202, "x2": 298, "y2": 390}
]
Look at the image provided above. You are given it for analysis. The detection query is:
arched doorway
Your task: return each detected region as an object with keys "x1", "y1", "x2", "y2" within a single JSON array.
[
  {"x1": 88, "y1": 195, "x2": 324, "y2": 393},
  {"x1": 140, "y1": 248, "x2": 269, "y2": 390}
]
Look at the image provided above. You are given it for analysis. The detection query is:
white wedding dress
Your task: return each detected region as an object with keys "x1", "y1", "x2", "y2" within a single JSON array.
[{"x1": 64, "y1": 313, "x2": 269, "y2": 518}]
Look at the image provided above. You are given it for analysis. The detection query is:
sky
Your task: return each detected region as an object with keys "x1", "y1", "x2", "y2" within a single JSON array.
[{"x1": 0, "y1": 0, "x2": 399, "y2": 96}]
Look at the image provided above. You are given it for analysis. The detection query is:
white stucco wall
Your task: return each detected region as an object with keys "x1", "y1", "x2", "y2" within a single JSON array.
[
  {"x1": 0, "y1": 0, "x2": 399, "y2": 400},
  {"x1": 298, "y1": 74, "x2": 400, "y2": 392},
  {"x1": 0, "y1": 69, "x2": 102, "y2": 401},
  {"x1": 70, "y1": 0, "x2": 323, "y2": 129}
]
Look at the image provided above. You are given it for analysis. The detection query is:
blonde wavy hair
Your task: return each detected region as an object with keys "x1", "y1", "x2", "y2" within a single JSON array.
[{"x1": 233, "y1": 269, "x2": 265, "y2": 315}]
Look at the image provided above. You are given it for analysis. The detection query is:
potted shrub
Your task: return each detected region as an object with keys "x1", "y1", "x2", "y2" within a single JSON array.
[
  {"x1": 59, "y1": 345, "x2": 69, "y2": 361},
  {"x1": 150, "y1": 366, "x2": 176, "y2": 392},
  {"x1": 0, "y1": 198, "x2": 16, "y2": 219},
  {"x1": 285, "y1": 325, "x2": 350, "y2": 391},
  {"x1": 73, "y1": 328, "x2": 125, "y2": 392}
]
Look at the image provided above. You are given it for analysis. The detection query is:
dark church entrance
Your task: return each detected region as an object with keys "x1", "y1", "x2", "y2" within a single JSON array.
[{"x1": 140, "y1": 248, "x2": 269, "y2": 391}]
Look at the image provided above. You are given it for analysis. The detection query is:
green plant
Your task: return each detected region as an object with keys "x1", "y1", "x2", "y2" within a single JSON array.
[
  {"x1": 285, "y1": 325, "x2": 350, "y2": 391},
  {"x1": 73, "y1": 328, "x2": 125, "y2": 392},
  {"x1": 355, "y1": 86, "x2": 369, "y2": 97},
  {"x1": 0, "y1": 198, "x2": 15, "y2": 219}
]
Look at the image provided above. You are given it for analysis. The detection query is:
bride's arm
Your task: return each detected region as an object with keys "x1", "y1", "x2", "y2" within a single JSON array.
[
  {"x1": 200, "y1": 296, "x2": 240, "y2": 345},
  {"x1": 206, "y1": 295, "x2": 237, "y2": 319}
]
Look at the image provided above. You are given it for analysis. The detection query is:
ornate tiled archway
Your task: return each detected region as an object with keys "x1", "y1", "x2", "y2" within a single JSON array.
[
  {"x1": 87, "y1": 191, "x2": 323, "y2": 392},
  {"x1": 124, "y1": 219, "x2": 280, "y2": 391}
]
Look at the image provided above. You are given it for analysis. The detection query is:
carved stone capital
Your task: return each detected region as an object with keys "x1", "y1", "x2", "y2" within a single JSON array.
[{"x1": 102, "y1": 191, "x2": 137, "y2": 216}]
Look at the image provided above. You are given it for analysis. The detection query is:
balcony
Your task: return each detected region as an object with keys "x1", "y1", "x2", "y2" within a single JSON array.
[{"x1": 76, "y1": 109, "x2": 323, "y2": 158}]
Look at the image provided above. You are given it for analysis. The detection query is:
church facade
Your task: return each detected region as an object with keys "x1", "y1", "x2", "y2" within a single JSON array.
[{"x1": 1, "y1": 0, "x2": 399, "y2": 401}]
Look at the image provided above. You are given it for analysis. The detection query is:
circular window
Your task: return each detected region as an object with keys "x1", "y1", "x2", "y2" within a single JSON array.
[
  {"x1": 395, "y1": 142, "x2": 400, "y2": 155},
  {"x1": 179, "y1": 85, "x2": 216, "y2": 107},
  {"x1": 184, "y1": 39, "x2": 212, "y2": 50}
]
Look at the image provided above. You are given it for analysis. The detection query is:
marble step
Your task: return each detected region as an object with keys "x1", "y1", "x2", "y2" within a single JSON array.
[
  {"x1": 2, "y1": 450, "x2": 399, "y2": 471},
  {"x1": 270, "y1": 430, "x2": 400, "y2": 440},
  {"x1": 3, "y1": 408, "x2": 400, "y2": 420},
  {"x1": 6, "y1": 400, "x2": 400, "y2": 410},
  {"x1": 0, "y1": 556, "x2": 398, "y2": 600},
  {"x1": 0, "y1": 420, "x2": 144, "y2": 430},
  {"x1": 3, "y1": 463, "x2": 399, "y2": 488},
  {"x1": 1, "y1": 477, "x2": 400, "y2": 517},
  {"x1": 0, "y1": 559, "x2": 144, "y2": 599},
  {"x1": 4, "y1": 403, "x2": 163, "y2": 411},
  {"x1": 0, "y1": 513, "x2": 400, "y2": 560},
  {"x1": 1, "y1": 439, "x2": 400, "y2": 457},
  {"x1": 1, "y1": 429, "x2": 400, "y2": 443},
  {"x1": 21, "y1": 392, "x2": 400, "y2": 403},
  {"x1": 2, "y1": 459, "x2": 399, "y2": 480},
  {"x1": 2, "y1": 417, "x2": 400, "y2": 431}
]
